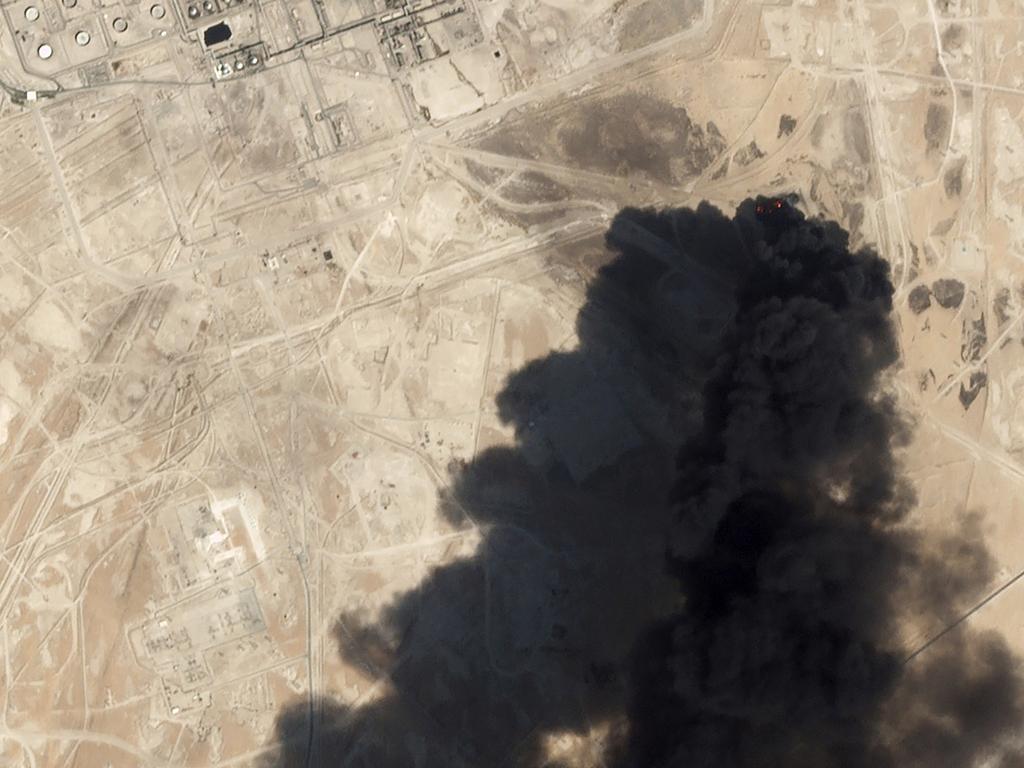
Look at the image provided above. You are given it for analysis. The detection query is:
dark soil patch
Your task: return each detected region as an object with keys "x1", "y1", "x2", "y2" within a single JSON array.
[
  {"x1": 734, "y1": 140, "x2": 764, "y2": 166},
  {"x1": 943, "y1": 160, "x2": 965, "y2": 197},
  {"x1": 778, "y1": 113, "x2": 797, "y2": 138},
  {"x1": 616, "y1": 0, "x2": 703, "y2": 52},
  {"x1": 557, "y1": 93, "x2": 726, "y2": 184},
  {"x1": 932, "y1": 278, "x2": 965, "y2": 309},
  {"x1": 925, "y1": 103, "x2": 951, "y2": 152},
  {"x1": 908, "y1": 284, "x2": 932, "y2": 314},
  {"x1": 959, "y1": 369, "x2": 987, "y2": 410}
]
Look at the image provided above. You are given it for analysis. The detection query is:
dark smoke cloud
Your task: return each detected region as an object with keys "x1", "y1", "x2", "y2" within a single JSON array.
[
  {"x1": 261, "y1": 199, "x2": 1023, "y2": 768},
  {"x1": 611, "y1": 199, "x2": 1024, "y2": 768}
]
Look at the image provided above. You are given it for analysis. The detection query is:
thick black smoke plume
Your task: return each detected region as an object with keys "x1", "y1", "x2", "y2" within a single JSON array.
[
  {"x1": 262, "y1": 199, "x2": 1023, "y2": 768},
  {"x1": 612, "y1": 198, "x2": 1024, "y2": 768}
]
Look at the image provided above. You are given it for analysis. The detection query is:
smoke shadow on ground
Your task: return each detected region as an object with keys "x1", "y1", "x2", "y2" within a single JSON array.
[{"x1": 261, "y1": 199, "x2": 1024, "y2": 768}]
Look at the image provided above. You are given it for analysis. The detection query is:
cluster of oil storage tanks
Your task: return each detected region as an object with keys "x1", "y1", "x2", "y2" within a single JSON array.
[
  {"x1": 186, "y1": 0, "x2": 244, "y2": 21},
  {"x1": 214, "y1": 49, "x2": 262, "y2": 77},
  {"x1": 24, "y1": 3, "x2": 167, "y2": 62}
]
